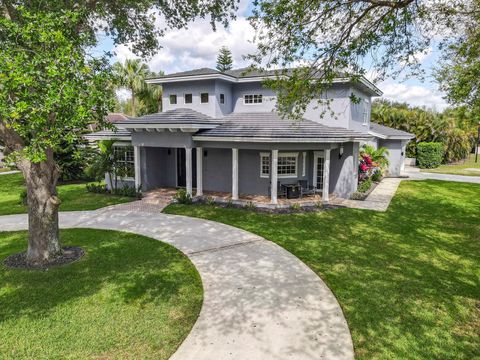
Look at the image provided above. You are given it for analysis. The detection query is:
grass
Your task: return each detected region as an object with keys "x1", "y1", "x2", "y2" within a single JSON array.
[
  {"x1": 0, "y1": 228, "x2": 203, "y2": 359},
  {"x1": 422, "y1": 153, "x2": 480, "y2": 176},
  {"x1": 0, "y1": 173, "x2": 134, "y2": 215},
  {"x1": 164, "y1": 180, "x2": 480, "y2": 360},
  {"x1": 0, "y1": 168, "x2": 13, "y2": 173}
]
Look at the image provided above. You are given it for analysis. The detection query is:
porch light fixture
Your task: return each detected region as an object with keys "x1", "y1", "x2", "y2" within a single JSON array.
[{"x1": 339, "y1": 145, "x2": 344, "y2": 159}]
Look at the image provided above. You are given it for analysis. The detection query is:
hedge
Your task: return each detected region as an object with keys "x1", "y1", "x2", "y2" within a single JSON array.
[{"x1": 416, "y1": 142, "x2": 444, "y2": 169}]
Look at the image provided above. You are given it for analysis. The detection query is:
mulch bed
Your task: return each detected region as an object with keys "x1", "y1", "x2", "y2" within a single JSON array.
[{"x1": 3, "y1": 246, "x2": 85, "y2": 270}]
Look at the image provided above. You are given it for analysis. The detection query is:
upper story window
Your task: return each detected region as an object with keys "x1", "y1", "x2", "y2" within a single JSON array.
[
  {"x1": 363, "y1": 99, "x2": 370, "y2": 125},
  {"x1": 184, "y1": 93, "x2": 192, "y2": 104},
  {"x1": 219, "y1": 93, "x2": 225, "y2": 104},
  {"x1": 244, "y1": 94, "x2": 263, "y2": 104},
  {"x1": 200, "y1": 93, "x2": 209, "y2": 103},
  {"x1": 169, "y1": 94, "x2": 177, "y2": 105}
]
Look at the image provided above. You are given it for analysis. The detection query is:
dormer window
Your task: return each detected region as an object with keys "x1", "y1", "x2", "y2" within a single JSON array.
[
  {"x1": 200, "y1": 93, "x2": 209, "y2": 103},
  {"x1": 184, "y1": 93, "x2": 192, "y2": 104},
  {"x1": 219, "y1": 93, "x2": 225, "y2": 104},
  {"x1": 244, "y1": 94, "x2": 263, "y2": 104},
  {"x1": 169, "y1": 94, "x2": 177, "y2": 105}
]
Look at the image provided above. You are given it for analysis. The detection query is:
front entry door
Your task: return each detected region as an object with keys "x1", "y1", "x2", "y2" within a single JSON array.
[{"x1": 176, "y1": 148, "x2": 197, "y2": 187}]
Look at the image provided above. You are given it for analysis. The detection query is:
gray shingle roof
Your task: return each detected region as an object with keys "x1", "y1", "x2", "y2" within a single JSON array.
[
  {"x1": 195, "y1": 112, "x2": 370, "y2": 140},
  {"x1": 369, "y1": 123, "x2": 414, "y2": 139},
  {"x1": 148, "y1": 68, "x2": 227, "y2": 80},
  {"x1": 117, "y1": 108, "x2": 220, "y2": 125},
  {"x1": 85, "y1": 128, "x2": 131, "y2": 140}
]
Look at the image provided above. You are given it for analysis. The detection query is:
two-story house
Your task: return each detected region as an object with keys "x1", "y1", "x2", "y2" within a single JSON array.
[{"x1": 90, "y1": 67, "x2": 413, "y2": 204}]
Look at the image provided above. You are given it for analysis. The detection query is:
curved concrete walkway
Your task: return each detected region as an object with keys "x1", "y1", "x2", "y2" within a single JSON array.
[{"x1": 0, "y1": 209, "x2": 354, "y2": 360}]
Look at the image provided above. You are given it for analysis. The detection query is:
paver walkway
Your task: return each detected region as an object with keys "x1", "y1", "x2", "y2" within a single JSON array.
[
  {"x1": 0, "y1": 209, "x2": 354, "y2": 360},
  {"x1": 332, "y1": 177, "x2": 402, "y2": 211}
]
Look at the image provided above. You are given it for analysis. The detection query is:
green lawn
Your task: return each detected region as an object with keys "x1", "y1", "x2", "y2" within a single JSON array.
[
  {"x1": 422, "y1": 153, "x2": 480, "y2": 176},
  {"x1": 0, "y1": 229, "x2": 203, "y2": 359},
  {"x1": 0, "y1": 173, "x2": 134, "y2": 215},
  {"x1": 164, "y1": 180, "x2": 480, "y2": 360}
]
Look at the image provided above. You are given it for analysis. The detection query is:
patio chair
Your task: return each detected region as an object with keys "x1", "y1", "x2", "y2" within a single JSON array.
[
  {"x1": 298, "y1": 180, "x2": 316, "y2": 198},
  {"x1": 268, "y1": 181, "x2": 287, "y2": 198}
]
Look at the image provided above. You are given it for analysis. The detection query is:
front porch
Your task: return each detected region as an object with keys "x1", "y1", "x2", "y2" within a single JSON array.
[{"x1": 134, "y1": 145, "x2": 345, "y2": 205}]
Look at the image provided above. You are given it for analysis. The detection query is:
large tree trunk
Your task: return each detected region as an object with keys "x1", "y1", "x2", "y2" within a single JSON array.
[{"x1": 18, "y1": 149, "x2": 62, "y2": 265}]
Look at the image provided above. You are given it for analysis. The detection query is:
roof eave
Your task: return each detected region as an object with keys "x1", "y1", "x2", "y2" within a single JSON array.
[
  {"x1": 193, "y1": 135, "x2": 372, "y2": 143},
  {"x1": 369, "y1": 131, "x2": 414, "y2": 140}
]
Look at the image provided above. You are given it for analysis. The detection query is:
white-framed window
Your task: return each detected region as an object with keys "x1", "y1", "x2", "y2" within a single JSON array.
[
  {"x1": 184, "y1": 93, "x2": 192, "y2": 104},
  {"x1": 244, "y1": 94, "x2": 263, "y2": 104},
  {"x1": 169, "y1": 94, "x2": 177, "y2": 105},
  {"x1": 259, "y1": 152, "x2": 270, "y2": 178},
  {"x1": 113, "y1": 145, "x2": 135, "y2": 178},
  {"x1": 363, "y1": 99, "x2": 369, "y2": 125},
  {"x1": 278, "y1": 152, "x2": 298, "y2": 178},
  {"x1": 200, "y1": 93, "x2": 209, "y2": 103},
  {"x1": 219, "y1": 93, "x2": 225, "y2": 104}
]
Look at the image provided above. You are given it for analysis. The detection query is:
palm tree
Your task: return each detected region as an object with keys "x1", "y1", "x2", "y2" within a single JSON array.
[
  {"x1": 138, "y1": 70, "x2": 164, "y2": 114},
  {"x1": 113, "y1": 59, "x2": 150, "y2": 117}
]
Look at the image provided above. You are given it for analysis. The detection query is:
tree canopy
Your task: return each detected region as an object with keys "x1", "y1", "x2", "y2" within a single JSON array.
[{"x1": 248, "y1": 0, "x2": 478, "y2": 118}]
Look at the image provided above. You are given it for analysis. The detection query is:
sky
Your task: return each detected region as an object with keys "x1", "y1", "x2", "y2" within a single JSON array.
[{"x1": 96, "y1": 1, "x2": 449, "y2": 111}]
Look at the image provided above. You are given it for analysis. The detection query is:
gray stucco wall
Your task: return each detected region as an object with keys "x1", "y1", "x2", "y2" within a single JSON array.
[
  {"x1": 162, "y1": 80, "x2": 218, "y2": 117},
  {"x1": 329, "y1": 142, "x2": 358, "y2": 198},
  {"x1": 379, "y1": 139, "x2": 408, "y2": 176},
  {"x1": 132, "y1": 131, "x2": 194, "y2": 148},
  {"x1": 349, "y1": 87, "x2": 371, "y2": 133},
  {"x1": 142, "y1": 147, "x2": 177, "y2": 190},
  {"x1": 232, "y1": 82, "x2": 277, "y2": 113},
  {"x1": 303, "y1": 84, "x2": 352, "y2": 129},
  {"x1": 202, "y1": 147, "x2": 232, "y2": 193}
]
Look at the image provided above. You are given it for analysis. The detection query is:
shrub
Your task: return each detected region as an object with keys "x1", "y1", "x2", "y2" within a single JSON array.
[
  {"x1": 357, "y1": 178, "x2": 372, "y2": 193},
  {"x1": 174, "y1": 188, "x2": 192, "y2": 204},
  {"x1": 205, "y1": 196, "x2": 215, "y2": 206},
  {"x1": 244, "y1": 201, "x2": 256, "y2": 210},
  {"x1": 19, "y1": 189, "x2": 27, "y2": 205},
  {"x1": 350, "y1": 192, "x2": 366, "y2": 200},
  {"x1": 416, "y1": 142, "x2": 444, "y2": 169},
  {"x1": 86, "y1": 183, "x2": 108, "y2": 194},
  {"x1": 371, "y1": 170, "x2": 382, "y2": 182},
  {"x1": 290, "y1": 203, "x2": 301, "y2": 211},
  {"x1": 112, "y1": 184, "x2": 142, "y2": 199}
]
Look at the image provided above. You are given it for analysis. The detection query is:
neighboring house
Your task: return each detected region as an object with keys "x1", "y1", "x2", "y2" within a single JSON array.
[{"x1": 88, "y1": 67, "x2": 414, "y2": 204}]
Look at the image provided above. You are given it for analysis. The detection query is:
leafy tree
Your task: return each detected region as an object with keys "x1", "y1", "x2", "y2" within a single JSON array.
[
  {"x1": 372, "y1": 100, "x2": 476, "y2": 162},
  {"x1": 113, "y1": 59, "x2": 150, "y2": 117},
  {"x1": 0, "y1": 1, "x2": 237, "y2": 266},
  {"x1": 216, "y1": 46, "x2": 233, "y2": 72},
  {"x1": 248, "y1": 0, "x2": 475, "y2": 119},
  {"x1": 436, "y1": 7, "x2": 480, "y2": 114}
]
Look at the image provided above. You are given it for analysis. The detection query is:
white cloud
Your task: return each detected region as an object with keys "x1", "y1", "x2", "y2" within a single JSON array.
[
  {"x1": 114, "y1": 3, "x2": 256, "y2": 74},
  {"x1": 378, "y1": 81, "x2": 449, "y2": 111}
]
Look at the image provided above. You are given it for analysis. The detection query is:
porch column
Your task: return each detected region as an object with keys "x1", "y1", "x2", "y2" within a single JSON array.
[
  {"x1": 323, "y1": 148, "x2": 331, "y2": 203},
  {"x1": 271, "y1": 149, "x2": 278, "y2": 205},
  {"x1": 196, "y1": 147, "x2": 203, "y2": 196},
  {"x1": 185, "y1": 147, "x2": 193, "y2": 196},
  {"x1": 232, "y1": 148, "x2": 239, "y2": 200},
  {"x1": 134, "y1": 145, "x2": 141, "y2": 190}
]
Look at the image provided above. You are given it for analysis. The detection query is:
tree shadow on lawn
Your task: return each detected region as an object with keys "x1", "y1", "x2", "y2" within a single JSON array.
[{"x1": 0, "y1": 228, "x2": 202, "y2": 323}]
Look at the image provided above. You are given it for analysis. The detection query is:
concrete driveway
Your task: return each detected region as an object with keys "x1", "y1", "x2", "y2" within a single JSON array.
[{"x1": 0, "y1": 209, "x2": 354, "y2": 360}]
